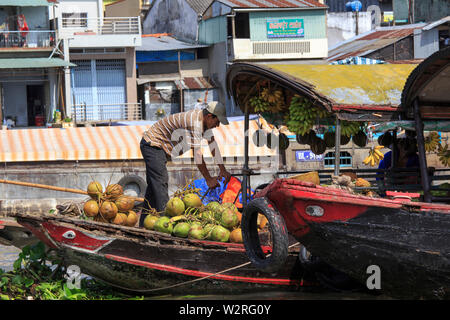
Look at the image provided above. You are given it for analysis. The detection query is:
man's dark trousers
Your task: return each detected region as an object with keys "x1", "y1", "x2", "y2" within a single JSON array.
[{"x1": 139, "y1": 138, "x2": 169, "y2": 227}]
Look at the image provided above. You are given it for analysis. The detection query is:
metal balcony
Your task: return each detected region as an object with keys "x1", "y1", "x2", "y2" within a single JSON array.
[
  {"x1": 60, "y1": 17, "x2": 141, "y2": 36},
  {"x1": 0, "y1": 30, "x2": 56, "y2": 49},
  {"x1": 71, "y1": 102, "x2": 143, "y2": 123}
]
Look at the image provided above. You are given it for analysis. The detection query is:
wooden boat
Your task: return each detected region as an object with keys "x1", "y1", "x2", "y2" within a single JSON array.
[
  {"x1": 226, "y1": 47, "x2": 450, "y2": 299},
  {"x1": 242, "y1": 178, "x2": 450, "y2": 299},
  {"x1": 5, "y1": 210, "x2": 313, "y2": 294}
]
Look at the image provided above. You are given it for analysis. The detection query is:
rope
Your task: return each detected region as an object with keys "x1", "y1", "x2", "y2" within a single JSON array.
[{"x1": 99, "y1": 242, "x2": 301, "y2": 294}]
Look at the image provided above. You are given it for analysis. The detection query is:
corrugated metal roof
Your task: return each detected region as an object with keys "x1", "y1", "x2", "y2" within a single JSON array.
[
  {"x1": 137, "y1": 35, "x2": 209, "y2": 51},
  {"x1": 0, "y1": 0, "x2": 55, "y2": 6},
  {"x1": 328, "y1": 24, "x2": 427, "y2": 62},
  {"x1": 218, "y1": 0, "x2": 327, "y2": 9},
  {"x1": 0, "y1": 58, "x2": 75, "y2": 69},
  {"x1": 174, "y1": 77, "x2": 215, "y2": 90},
  {"x1": 185, "y1": 0, "x2": 215, "y2": 14}
]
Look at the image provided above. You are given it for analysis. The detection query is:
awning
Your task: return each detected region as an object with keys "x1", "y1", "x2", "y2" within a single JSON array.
[
  {"x1": 401, "y1": 46, "x2": 450, "y2": 120},
  {"x1": 174, "y1": 77, "x2": 215, "y2": 90},
  {"x1": 0, "y1": 58, "x2": 76, "y2": 69},
  {"x1": 1, "y1": 0, "x2": 54, "y2": 6},
  {"x1": 226, "y1": 62, "x2": 418, "y2": 121},
  {"x1": 0, "y1": 119, "x2": 276, "y2": 162},
  {"x1": 264, "y1": 64, "x2": 417, "y2": 106}
]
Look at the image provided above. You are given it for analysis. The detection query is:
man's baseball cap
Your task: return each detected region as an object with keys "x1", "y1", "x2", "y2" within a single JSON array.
[{"x1": 206, "y1": 101, "x2": 229, "y2": 125}]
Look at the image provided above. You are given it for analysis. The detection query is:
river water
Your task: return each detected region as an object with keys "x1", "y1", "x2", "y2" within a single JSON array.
[{"x1": 0, "y1": 243, "x2": 392, "y2": 300}]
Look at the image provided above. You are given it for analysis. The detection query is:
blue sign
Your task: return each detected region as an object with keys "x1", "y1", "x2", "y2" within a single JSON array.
[{"x1": 295, "y1": 150, "x2": 323, "y2": 162}]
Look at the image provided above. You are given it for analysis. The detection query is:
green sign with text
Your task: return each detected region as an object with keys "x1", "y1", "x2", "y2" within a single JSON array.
[{"x1": 267, "y1": 18, "x2": 304, "y2": 38}]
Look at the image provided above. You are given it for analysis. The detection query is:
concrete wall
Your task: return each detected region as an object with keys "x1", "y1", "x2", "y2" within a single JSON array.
[
  {"x1": 207, "y1": 42, "x2": 238, "y2": 116},
  {"x1": 414, "y1": 28, "x2": 439, "y2": 59},
  {"x1": 105, "y1": 0, "x2": 141, "y2": 17},
  {"x1": 142, "y1": 0, "x2": 198, "y2": 43},
  {"x1": 52, "y1": 0, "x2": 101, "y2": 20},
  {"x1": 0, "y1": 160, "x2": 274, "y2": 201},
  {"x1": 327, "y1": 12, "x2": 375, "y2": 49}
]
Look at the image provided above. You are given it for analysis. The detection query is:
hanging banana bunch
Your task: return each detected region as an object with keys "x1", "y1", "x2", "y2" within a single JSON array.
[
  {"x1": 363, "y1": 145, "x2": 385, "y2": 167},
  {"x1": 260, "y1": 87, "x2": 286, "y2": 113}
]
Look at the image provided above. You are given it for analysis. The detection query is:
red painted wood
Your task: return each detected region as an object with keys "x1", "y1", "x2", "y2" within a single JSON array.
[
  {"x1": 42, "y1": 222, "x2": 111, "y2": 252},
  {"x1": 104, "y1": 254, "x2": 303, "y2": 286}
]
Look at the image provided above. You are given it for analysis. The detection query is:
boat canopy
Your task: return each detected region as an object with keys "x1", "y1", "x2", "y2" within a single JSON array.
[
  {"x1": 226, "y1": 62, "x2": 418, "y2": 122},
  {"x1": 401, "y1": 46, "x2": 450, "y2": 120}
]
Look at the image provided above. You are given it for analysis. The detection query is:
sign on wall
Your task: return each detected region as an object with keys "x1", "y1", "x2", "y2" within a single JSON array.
[
  {"x1": 295, "y1": 150, "x2": 323, "y2": 162},
  {"x1": 267, "y1": 18, "x2": 305, "y2": 38}
]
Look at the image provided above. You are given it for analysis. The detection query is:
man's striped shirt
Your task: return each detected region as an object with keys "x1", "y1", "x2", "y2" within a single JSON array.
[{"x1": 142, "y1": 109, "x2": 204, "y2": 158}]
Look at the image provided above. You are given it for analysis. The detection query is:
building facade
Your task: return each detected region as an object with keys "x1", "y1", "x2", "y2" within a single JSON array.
[
  {"x1": 52, "y1": 0, "x2": 142, "y2": 124},
  {"x1": 143, "y1": 0, "x2": 328, "y2": 117},
  {"x1": 0, "y1": 0, "x2": 73, "y2": 128}
]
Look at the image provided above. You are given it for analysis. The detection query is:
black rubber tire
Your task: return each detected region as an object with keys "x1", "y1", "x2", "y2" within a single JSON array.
[
  {"x1": 118, "y1": 174, "x2": 147, "y2": 205},
  {"x1": 241, "y1": 197, "x2": 289, "y2": 273}
]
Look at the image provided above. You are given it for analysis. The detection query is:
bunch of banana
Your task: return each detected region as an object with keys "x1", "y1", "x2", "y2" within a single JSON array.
[
  {"x1": 424, "y1": 131, "x2": 441, "y2": 152},
  {"x1": 261, "y1": 88, "x2": 282, "y2": 104},
  {"x1": 286, "y1": 94, "x2": 330, "y2": 135},
  {"x1": 249, "y1": 96, "x2": 270, "y2": 112},
  {"x1": 340, "y1": 120, "x2": 361, "y2": 137},
  {"x1": 438, "y1": 143, "x2": 450, "y2": 167},
  {"x1": 363, "y1": 145, "x2": 385, "y2": 167},
  {"x1": 260, "y1": 88, "x2": 286, "y2": 113}
]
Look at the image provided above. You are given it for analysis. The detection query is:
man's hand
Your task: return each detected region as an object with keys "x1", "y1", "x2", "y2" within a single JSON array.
[
  {"x1": 219, "y1": 168, "x2": 232, "y2": 185},
  {"x1": 206, "y1": 176, "x2": 220, "y2": 189}
]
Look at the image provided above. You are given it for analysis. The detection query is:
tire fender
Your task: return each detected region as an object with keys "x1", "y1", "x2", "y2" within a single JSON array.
[
  {"x1": 241, "y1": 197, "x2": 289, "y2": 273},
  {"x1": 118, "y1": 174, "x2": 147, "y2": 204}
]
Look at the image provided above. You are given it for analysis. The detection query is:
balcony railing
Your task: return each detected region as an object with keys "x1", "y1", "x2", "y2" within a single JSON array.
[
  {"x1": 0, "y1": 30, "x2": 56, "y2": 49},
  {"x1": 60, "y1": 17, "x2": 141, "y2": 36},
  {"x1": 71, "y1": 103, "x2": 143, "y2": 123}
]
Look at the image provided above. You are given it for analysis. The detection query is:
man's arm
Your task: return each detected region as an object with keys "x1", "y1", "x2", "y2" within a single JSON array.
[
  {"x1": 208, "y1": 135, "x2": 231, "y2": 185},
  {"x1": 194, "y1": 147, "x2": 220, "y2": 189}
]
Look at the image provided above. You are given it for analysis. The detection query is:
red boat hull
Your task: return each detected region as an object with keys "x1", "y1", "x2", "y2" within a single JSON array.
[
  {"x1": 14, "y1": 212, "x2": 312, "y2": 294},
  {"x1": 257, "y1": 178, "x2": 450, "y2": 299}
]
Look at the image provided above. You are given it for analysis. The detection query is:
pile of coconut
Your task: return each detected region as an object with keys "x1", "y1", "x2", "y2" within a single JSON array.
[
  {"x1": 82, "y1": 181, "x2": 138, "y2": 227},
  {"x1": 142, "y1": 185, "x2": 267, "y2": 243}
]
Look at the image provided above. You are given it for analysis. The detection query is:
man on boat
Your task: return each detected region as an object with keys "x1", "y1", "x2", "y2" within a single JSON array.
[{"x1": 139, "y1": 101, "x2": 232, "y2": 226}]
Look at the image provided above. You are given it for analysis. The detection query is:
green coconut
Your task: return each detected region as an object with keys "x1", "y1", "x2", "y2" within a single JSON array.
[
  {"x1": 172, "y1": 222, "x2": 190, "y2": 238},
  {"x1": 143, "y1": 215, "x2": 158, "y2": 230},
  {"x1": 154, "y1": 216, "x2": 173, "y2": 234},
  {"x1": 222, "y1": 202, "x2": 237, "y2": 212},
  {"x1": 188, "y1": 224, "x2": 204, "y2": 239},
  {"x1": 200, "y1": 210, "x2": 215, "y2": 221},
  {"x1": 206, "y1": 201, "x2": 221, "y2": 212},
  {"x1": 210, "y1": 225, "x2": 230, "y2": 242},
  {"x1": 220, "y1": 208, "x2": 239, "y2": 229},
  {"x1": 183, "y1": 193, "x2": 203, "y2": 208},
  {"x1": 165, "y1": 197, "x2": 185, "y2": 217},
  {"x1": 202, "y1": 223, "x2": 216, "y2": 239}
]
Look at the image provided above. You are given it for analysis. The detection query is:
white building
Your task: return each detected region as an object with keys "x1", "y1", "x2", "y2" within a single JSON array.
[{"x1": 51, "y1": 0, "x2": 142, "y2": 123}]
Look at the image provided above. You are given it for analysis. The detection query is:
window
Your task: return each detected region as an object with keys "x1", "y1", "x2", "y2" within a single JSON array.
[
  {"x1": 62, "y1": 12, "x2": 88, "y2": 28},
  {"x1": 324, "y1": 151, "x2": 352, "y2": 168}
]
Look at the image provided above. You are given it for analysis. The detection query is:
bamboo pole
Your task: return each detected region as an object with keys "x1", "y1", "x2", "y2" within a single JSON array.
[{"x1": 0, "y1": 179, "x2": 145, "y2": 202}]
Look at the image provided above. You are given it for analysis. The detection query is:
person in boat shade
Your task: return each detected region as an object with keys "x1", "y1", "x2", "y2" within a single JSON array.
[
  {"x1": 139, "y1": 101, "x2": 232, "y2": 227},
  {"x1": 378, "y1": 134, "x2": 420, "y2": 184}
]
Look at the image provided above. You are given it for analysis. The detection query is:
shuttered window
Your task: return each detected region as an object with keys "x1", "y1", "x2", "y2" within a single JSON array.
[{"x1": 71, "y1": 59, "x2": 126, "y2": 121}]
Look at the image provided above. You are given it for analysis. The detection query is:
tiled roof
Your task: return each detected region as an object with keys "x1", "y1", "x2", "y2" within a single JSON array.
[{"x1": 217, "y1": 0, "x2": 327, "y2": 9}]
